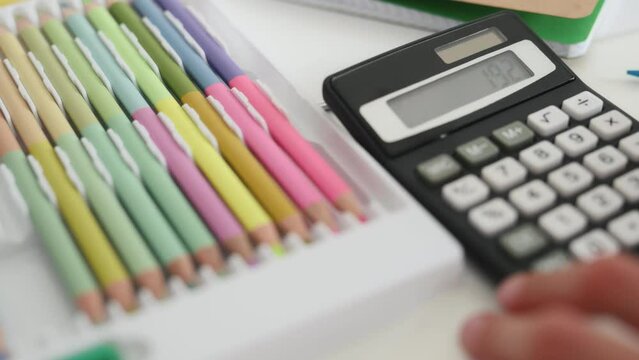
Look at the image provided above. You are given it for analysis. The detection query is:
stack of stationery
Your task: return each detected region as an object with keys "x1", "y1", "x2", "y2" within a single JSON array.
[
  {"x1": 0, "y1": 0, "x2": 367, "y2": 322},
  {"x1": 283, "y1": 0, "x2": 607, "y2": 58}
]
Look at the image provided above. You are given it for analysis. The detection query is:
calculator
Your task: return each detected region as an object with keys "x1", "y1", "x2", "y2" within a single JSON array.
[{"x1": 323, "y1": 12, "x2": 639, "y2": 280}]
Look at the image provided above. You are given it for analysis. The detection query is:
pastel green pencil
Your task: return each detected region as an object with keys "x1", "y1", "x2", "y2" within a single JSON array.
[
  {"x1": 5, "y1": 17, "x2": 170, "y2": 298},
  {"x1": 84, "y1": 1, "x2": 283, "y2": 248},
  {"x1": 0, "y1": 110, "x2": 105, "y2": 323},
  {"x1": 35, "y1": 12, "x2": 217, "y2": 276},
  {"x1": 0, "y1": 25, "x2": 136, "y2": 312},
  {"x1": 36, "y1": 9, "x2": 224, "y2": 270}
]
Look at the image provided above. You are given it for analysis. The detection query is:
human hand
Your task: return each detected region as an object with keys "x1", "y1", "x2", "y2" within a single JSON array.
[{"x1": 461, "y1": 255, "x2": 639, "y2": 360}]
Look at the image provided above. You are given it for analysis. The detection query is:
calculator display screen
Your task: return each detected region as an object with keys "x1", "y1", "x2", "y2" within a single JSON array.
[{"x1": 388, "y1": 51, "x2": 533, "y2": 129}]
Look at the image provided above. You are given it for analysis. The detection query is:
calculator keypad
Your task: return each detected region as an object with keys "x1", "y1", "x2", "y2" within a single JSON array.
[
  {"x1": 589, "y1": 110, "x2": 633, "y2": 141},
  {"x1": 527, "y1": 106, "x2": 570, "y2": 136},
  {"x1": 492, "y1": 121, "x2": 535, "y2": 150},
  {"x1": 468, "y1": 198, "x2": 518, "y2": 236},
  {"x1": 619, "y1": 133, "x2": 639, "y2": 161},
  {"x1": 442, "y1": 174, "x2": 489, "y2": 211},
  {"x1": 420, "y1": 90, "x2": 639, "y2": 275},
  {"x1": 456, "y1": 137, "x2": 500, "y2": 166},
  {"x1": 548, "y1": 163, "x2": 594, "y2": 198},
  {"x1": 613, "y1": 169, "x2": 639, "y2": 203},
  {"x1": 562, "y1": 91, "x2": 604, "y2": 121},
  {"x1": 481, "y1": 157, "x2": 527, "y2": 192},
  {"x1": 519, "y1": 141, "x2": 564, "y2": 174},
  {"x1": 583, "y1": 146, "x2": 628, "y2": 179},
  {"x1": 608, "y1": 211, "x2": 639, "y2": 247},
  {"x1": 555, "y1": 126, "x2": 598, "y2": 157},
  {"x1": 509, "y1": 180, "x2": 557, "y2": 217}
]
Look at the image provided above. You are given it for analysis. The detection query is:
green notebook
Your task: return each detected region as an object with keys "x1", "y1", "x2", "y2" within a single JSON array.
[{"x1": 285, "y1": 0, "x2": 606, "y2": 58}]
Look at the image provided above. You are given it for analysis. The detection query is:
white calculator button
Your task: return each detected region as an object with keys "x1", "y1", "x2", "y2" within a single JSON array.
[
  {"x1": 548, "y1": 163, "x2": 594, "y2": 198},
  {"x1": 583, "y1": 146, "x2": 628, "y2": 179},
  {"x1": 481, "y1": 157, "x2": 527, "y2": 192},
  {"x1": 554, "y1": 126, "x2": 598, "y2": 157},
  {"x1": 527, "y1": 106, "x2": 570, "y2": 137},
  {"x1": 570, "y1": 230, "x2": 620, "y2": 262},
  {"x1": 576, "y1": 185, "x2": 624, "y2": 222},
  {"x1": 589, "y1": 110, "x2": 633, "y2": 141},
  {"x1": 539, "y1": 204, "x2": 588, "y2": 242},
  {"x1": 442, "y1": 174, "x2": 490, "y2": 211},
  {"x1": 562, "y1": 91, "x2": 604, "y2": 121},
  {"x1": 509, "y1": 180, "x2": 557, "y2": 217},
  {"x1": 613, "y1": 169, "x2": 639, "y2": 203},
  {"x1": 619, "y1": 133, "x2": 639, "y2": 162},
  {"x1": 468, "y1": 198, "x2": 518, "y2": 237},
  {"x1": 608, "y1": 211, "x2": 639, "y2": 247},
  {"x1": 519, "y1": 141, "x2": 564, "y2": 174}
]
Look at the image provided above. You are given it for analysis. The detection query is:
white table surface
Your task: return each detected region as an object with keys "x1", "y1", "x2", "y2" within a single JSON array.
[{"x1": 213, "y1": 1, "x2": 639, "y2": 359}]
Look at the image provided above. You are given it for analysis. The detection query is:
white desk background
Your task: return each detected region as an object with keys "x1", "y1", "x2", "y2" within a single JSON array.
[{"x1": 213, "y1": 1, "x2": 639, "y2": 359}]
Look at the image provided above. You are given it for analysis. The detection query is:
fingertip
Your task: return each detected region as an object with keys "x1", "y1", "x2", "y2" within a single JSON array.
[
  {"x1": 498, "y1": 273, "x2": 528, "y2": 309},
  {"x1": 461, "y1": 313, "x2": 495, "y2": 356}
]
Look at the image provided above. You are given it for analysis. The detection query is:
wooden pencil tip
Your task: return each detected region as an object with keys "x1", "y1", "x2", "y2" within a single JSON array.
[
  {"x1": 14, "y1": 15, "x2": 34, "y2": 31},
  {"x1": 194, "y1": 245, "x2": 227, "y2": 273},
  {"x1": 136, "y1": 268, "x2": 168, "y2": 299},
  {"x1": 168, "y1": 256, "x2": 198, "y2": 286},
  {"x1": 306, "y1": 201, "x2": 340, "y2": 233},
  {"x1": 218, "y1": 235, "x2": 257, "y2": 266},
  {"x1": 278, "y1": 214, "x2": 311, "y2": 242},
  {"x1": 335, "y1": 192, "x2": 368, "y2": 223},
  {"x1": 105, "y1": 280, "x2": 138, "y2": 312},
  {"x1": 250, "y1": 223, "x2": 284, "y2": 248},
  {"x1": 75, "y1": 291, "x2": 107, "y2": 324}
]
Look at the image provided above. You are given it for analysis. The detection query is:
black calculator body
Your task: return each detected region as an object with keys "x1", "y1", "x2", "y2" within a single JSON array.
[{"x1": 323, "y1": 12, "x2": 639, "y2": 281}]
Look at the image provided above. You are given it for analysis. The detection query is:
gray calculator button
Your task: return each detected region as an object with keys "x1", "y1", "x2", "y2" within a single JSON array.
[
  {"x1": 554, "y1": 126, "x2": 598, "y2": 157},
  {"x1": 509, "y1": 180, "x2": 557, "y2": 217},
  {"x1": 570, "y1": 229, "x2": 620, "y2": 262},
  {"x1": 608, "y1": 211, "x2": 639, "y2": 247},
  {"x1": 562, "y1": 91, "x2": 604, "y2": 121},
  {"x1": 589, "y1": 110, "x2": 633, "y2": 141},
  {"x1": 442, "y1": 174, "x2": 490, "y2": 211},
  {"x1": 576, "y1": 185, "x2": 624, "y2": 222},
  {"x1": 533, "y1": 251, "x2": 571, "y2": 273},
  {"x1": 613, "y1": 169, "x2": 639, "y2": 203},
  {"x1": 583, "y1": 146, "x2": 628, "y2": 179},
  {"x1": 456, "y1": 137, "x2": 499, "y2": 166},
  {"x1": 492, "y1": 121, "x2": 535, "y2": 150},
  {"x1": 499, "y1": 224, "x2": 548, "y2": 259},
  {"x1": 539, "y1": 204, "x2": 587, "y2": 242},
  {"x1": 619, "y1": 133, "x2": 639, "y2": 162},
  {"x1": 481, "y1": 157, "x2": 527, "y2": 192},
  {"x1": 468, "y1": 198, "x2": 518, "y2": 237},
  {"x1": 527, "y1": 105, "x2": 570, "y2": 137},
  {"x1": 519, "y1": 141, "x2": 564, "y2": 174},
  {"x1": 417, "y1": 154, "x2": 461, "y2": 185}
]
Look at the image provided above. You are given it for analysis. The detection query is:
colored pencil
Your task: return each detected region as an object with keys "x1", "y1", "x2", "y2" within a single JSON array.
[
  {"x1": 83, "y1": 1, "x2": 284, "y2": 249},
  {"x1": 61, "y1": 2, "x2": 255, "y2": 265},
  {"x1": 33, "y1": 12, "x2": 205, "y2": 281},
  {"x1": 156, "y1": 0, "x2": 366, "y2": 221},
  {"x1": 134, "y1": 0, "x2": 338, "y2": 232},
  {"x1": 0, "y1": 105, "x2": 106, "y2": 323},
  {"x1": 4, "y1": 17, "x2": 171, "y2": 297},
  {"x1": 109, "y1": 0, "x2": 310, "y2": 243},
  {"x1": 0, "y1": 27, "x2": 136, "y2": 311}
]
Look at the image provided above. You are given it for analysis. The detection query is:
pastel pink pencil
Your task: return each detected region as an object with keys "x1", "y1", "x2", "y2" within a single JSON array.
[
  {"x1": 156, "y1": 0, "x2": 367, "y2": 221},
  {"x1": 134, "y1": 0, "x2": 338, "y2": 231},
  {"x1": 64, "y1": 10, "x2": 255, "y2": 264}
]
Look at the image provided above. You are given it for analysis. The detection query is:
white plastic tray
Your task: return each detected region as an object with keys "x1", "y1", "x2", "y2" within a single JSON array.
[{"x1": 0, "y1": 1, "x2": 463, "y2": 359}]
